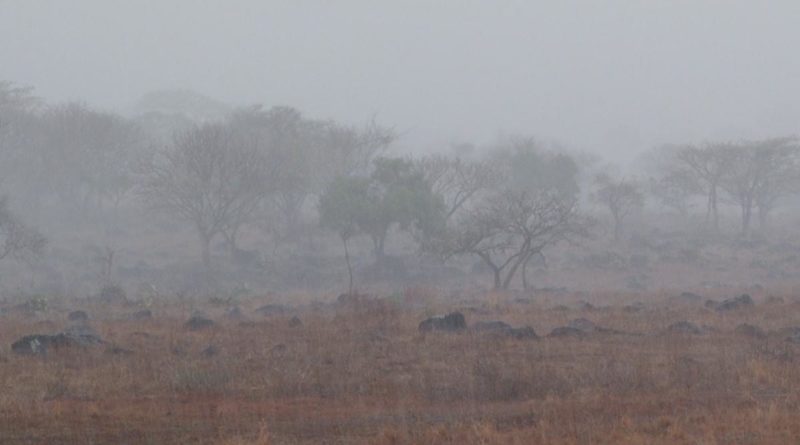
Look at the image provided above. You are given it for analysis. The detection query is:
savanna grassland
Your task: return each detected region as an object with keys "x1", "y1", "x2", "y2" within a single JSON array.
[{"x1": 2, "y1": 287, "x2": 800, "y2": 445}]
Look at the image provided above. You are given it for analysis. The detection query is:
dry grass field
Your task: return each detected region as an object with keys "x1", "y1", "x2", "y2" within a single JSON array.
[{"x1": 2, "y1": 288, "x2": 800, "y2": 444}]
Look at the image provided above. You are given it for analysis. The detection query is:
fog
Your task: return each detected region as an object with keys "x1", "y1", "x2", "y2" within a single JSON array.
[{"x1": 4, "y1": 1, "x2": 800, "y2": 161}]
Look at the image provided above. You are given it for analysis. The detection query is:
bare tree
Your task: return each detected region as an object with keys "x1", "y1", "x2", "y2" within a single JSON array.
[
  {"x1": 592, "y1": 174, "x2": 644, "y2": 241},
  {"x1": 670, "y1": 143, "x2": 733, "y2": 230},
  {"x1": 418, "y1": 154, "x2": 500, "y2": 221},
  {"x1": 0, "y1": 196, "x2": 46, "y2": 264},
  {"x1": 429, "y1": 190, "x2": 586, "y2": 290},
  {"x1": 139, "y1": 123, "x2": 268, "y2": 271},
  {"x1": 720, "y1": 137, "x2": 800, "y2": 235}
]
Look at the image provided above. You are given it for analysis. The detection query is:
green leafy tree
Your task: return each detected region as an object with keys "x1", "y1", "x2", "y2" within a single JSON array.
[{"x1": 318, "y1": 176, "x2": 371, "y2": 295}]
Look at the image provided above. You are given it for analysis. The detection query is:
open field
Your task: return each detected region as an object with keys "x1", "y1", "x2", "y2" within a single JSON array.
[{"x1": 2, "y1": 288, "x2": 800, "y2": 444}]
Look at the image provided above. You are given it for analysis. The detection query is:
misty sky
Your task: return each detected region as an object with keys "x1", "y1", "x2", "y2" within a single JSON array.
[{"x1": 2, "y1": 1, "x2": 800, "y2": 161}]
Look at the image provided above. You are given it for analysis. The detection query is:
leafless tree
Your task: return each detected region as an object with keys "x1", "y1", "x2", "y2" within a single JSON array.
[
  {"x1": 0, "y1": 196, "x2": 46, "y2": 264},
  {"x1": 719, "y1": 137, "x2": 800, "y2": 235},
  {"x1": 592, "y1": 174, "x2": 644, "y2": 241},
  {"x1": 670, "y1": 143, "x2": 734, "y2": 230},
  {"x1": 418, "y1": 154, "x2": 500, "y2": 221},
  {"x1": 139, "y1": 123, "x2": 268, "y2": 271},
  {"x1": 429, "y1": 190, "x2": 587, "y2": 290}
]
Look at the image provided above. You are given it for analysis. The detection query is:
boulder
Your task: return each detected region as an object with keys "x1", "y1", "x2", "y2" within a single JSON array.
[
  {"x1": 254, "y1": 304, "x2": 290, "y2": 316},
  {"x1": 548, "y1": 326, "x2": 586, "y2": 338},
  {"x1": 418, "y1": 311, "x2": 466, "y2": 333},
  {"x1": 185, "y1": 315, "x2": 214, "y2": 331},
  {"x1": 11, "y1": 326, "x2": 105, "y2": 356},
  {"x1": 288, "y1": 316, "x2": 302, "y2": 328},
  {"x1": 716, "y1": 294, "x2": 754, "y2": 312},
  {"x1": 67, "y1": 310, "x2": 89, "y2": 322},
  {"x1": 129, "y1": 309, "x2": 152, "y2": 321},
  {"x1": 472, "y1": 321, "x2": 537, "y2": 339},
  {"x1": 568, "y1": 318, "x2": 598, "y2": 333}
]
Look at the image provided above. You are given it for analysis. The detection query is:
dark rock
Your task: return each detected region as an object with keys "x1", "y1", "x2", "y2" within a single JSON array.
[
  {"x1": 568, "y1": 318, "x2": 598, "y2": 333},
  {"x1": 185, "y1": 315, "x2": 214, "y2": 331},
  {"x1": 716, "y1": 294, "x2": 754, "y2": 312},
  {"x1": 288, "y1": 316, "x2": 302, "y2": 328},
  {"x1": 11, "y1": 326, "x2": 104, "y2": 356},
  {"x1": 419, "y1": 311, "x2": 467, "y2": 333},
  {"x1": 12, "y1": 335, "x2": 56, "y2": 356},
  {"x1": 472, "y1": 321, "x2": 538, "y2": 339},
  {"x1": 67, "y1": 310, "x2": 89, "y2": 322},
  {"x1": 734, "y1": 323, "x2": 766, "y2": 338},
  {"x1": 667, "y1": 321, "x2": 704, "y2": 335},
  {"x1": 548, "y1": 326, "x2": 586, "y2": 338},
  {"x1": 473, "y1": 321, "x2": 513, "y2": 332},
  {"x1": 129, "y1": 309, "x2": 152, "y2": 321},
  {"x1": 224, "y1": 306, "x2": 244, "y2": 320},
  {"x1": 578, "y1": 301, "x2": 595, "y2": 311},
  {"x1": 704, "y1": 300, "x2": 719, "y2": 310},
  {"x1": 62, "y1": 324, "x2": 104, "y2": 346},
  {"x1": 271, "y1": 343, "x2": 287, "y2": 354},
  {"x1": 254, "y1": 304, "x2": 290, "y2": 316}
]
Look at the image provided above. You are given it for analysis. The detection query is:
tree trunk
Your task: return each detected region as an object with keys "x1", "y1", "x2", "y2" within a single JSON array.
[
  {"x1": 740, "y1": 197, "x2": 753, "y2": 237},
  {"x1": 200, "y1": 232, "x2": 212, "y2": 273},
  {"x1": 343, "y1": 236, "x2": 354, "y2": 295}
]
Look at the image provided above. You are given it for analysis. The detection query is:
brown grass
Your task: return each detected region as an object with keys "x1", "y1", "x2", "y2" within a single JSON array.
[{"x1": 1, "y1": 290, "x2": 800, "y2": 444}]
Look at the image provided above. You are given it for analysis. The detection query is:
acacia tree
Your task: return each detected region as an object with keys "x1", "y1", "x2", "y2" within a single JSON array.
[
  {"x1": 592, "y1": 174, "x2": 644, "y2": 241},
  {"x1": 418, "y1": 154, "x2": 500, "y2": 221},
  {"x1": 318, "y1": 176, "x2": 371, "y2": 295},
  {"x1": 720, "y1": 137, "x2": 800, "y2": 235},
  {"x1": 429, "y1": 190, "x2": 586, "y2": 290},
  {"x1": 359, "y1": 157, "x2": 445, "y2": 260},
  {"x1": 0, "y1": 196, "x2": 46, "y2": 263},
  {"x1": 669, "y1": 143, "x2": 733, "y2": 230},
  {"x1": 140, "y1": 123, "x2": 268, "y2": 271}
]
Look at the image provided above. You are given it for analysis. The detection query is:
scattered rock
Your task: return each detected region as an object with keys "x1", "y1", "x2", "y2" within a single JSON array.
[
  {"x1": 185, "y1": 315, "x2": 214, "y2": 331},
  {"x1": 548, "y1": 326, "x2": 586, "y2": 338},
  {"x1": 129, "y1": 309, "x2": 152, "y2": 321},
  {"x1": 472, "y1": 321, "x2": 538, "y2": 339},
  {"x1": 734, "y1": 323, "x2": 766, "y2": 339},
  {"x1": 67, "y1": 310, "x2": 89, "y2": 322},
  {"x1": 716, "y1": 294, "x2": 754, "y2": 312},
  {"x1": 419, "y1": 311, "x2": 467, "y2": 333},
  {"x1": 254, "y1": 304, "x2": 290, "y2": 316},
  {"x1": 11, "y1": 326, "x2": 104, "y2": 356},
  {"x1": 623, "y1": 302, "x2": 645, "y2": 313},
  {"x1": 11, "y1": 334, "x2": 57, "y2": 356},
  {"x1": 288, "y1": 316, "x2": 302, "y2": 328},
  {"x1": 568, "y1": 318, "x2": 598, "y2": 333},
  {"x1": 224, "y1": 306, "x2": 244, "y2": 320},
  {"x1": 666, "y1": 321, "x2": 704, "y2": 335},
  {"x1": 671, "y1": 292, "x2": 703, "y2": 303},
  {"x1": 62, "y1": 324, "x2": 104, "y2": 346}
]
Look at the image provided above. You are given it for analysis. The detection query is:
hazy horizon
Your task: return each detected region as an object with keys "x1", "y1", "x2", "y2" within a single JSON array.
[{"x1": 3, "y1": 1, "x2": 800, "y2": 161}]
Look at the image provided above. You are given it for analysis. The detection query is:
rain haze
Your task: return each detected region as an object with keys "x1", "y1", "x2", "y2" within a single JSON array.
[
  {"x1": 4, "y1": 2, "x2": 800, "y2": 444},
  {"x1": 3, "y1": 1, "x2": 800, "y2": 160}
]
